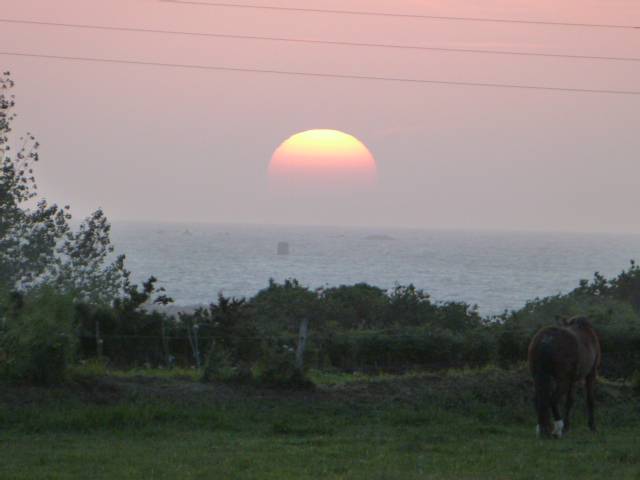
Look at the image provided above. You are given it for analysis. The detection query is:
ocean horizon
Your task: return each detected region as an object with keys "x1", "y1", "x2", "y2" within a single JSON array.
[{"x1": 111, "y1": 221, "x2": 640, "y2": 317}]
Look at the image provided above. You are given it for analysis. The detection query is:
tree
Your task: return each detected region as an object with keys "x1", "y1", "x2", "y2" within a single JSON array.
[
  {"x1": 250, "y1": 279, "x2": 321, "y2": 334},
  {"x1": 321, "y1": 283, "x2": 387, "y2": 330},
  {"x1": 0, "y1": 72, "x2": 129, "y2": 303}
]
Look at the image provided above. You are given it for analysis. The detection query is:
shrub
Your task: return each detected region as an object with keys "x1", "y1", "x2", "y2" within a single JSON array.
[
  {"x1": 252, "y1": 341, "x2": 312, "y2": 389},
  {"x1": 383, "y1": 284, "x2": 434, "y2": 328},
  {"x1": 432, "y1": 301, "x2": 484, "y2": 332},
  {"x1": 496, "y1": 325, "x2": 530, "y2": 366},
  {"x1": 0, "y1": 285, "x2": 76, "y2": 385},
  {"x1": 462, "y1": 328, "x2": 497, "y2": 366},
  {"x1": 497, "y1": 289, "x2": 640, "y2": 377},
  {"x1": 575, "y1": 261, "x2": 640, "y2": 313},
  {"x1": 250, "y1": 279, "x2": 320, "y2": 333},
  {"x1": 322, "y1": 283, "x2": 388, "y2": 330},
  {"x1": 201, "y1": 345, "x2": 247, "y2": 383},
  {"x1": 321, "y1": 328, "x2": 468, "y2": 371},
  {"x1": 631, "y1": 370, "x2": 640, "y2": 395}
]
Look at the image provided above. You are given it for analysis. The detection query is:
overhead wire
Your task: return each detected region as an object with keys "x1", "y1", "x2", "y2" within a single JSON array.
[
  {"x1": 158, "y1": 0, "x2": 640, "y2": 30},
  {"x1": 1, "y1": 51, "x2": 639, "y2": 96},
  {"x1": 1, "y1": 18, "x2": 639, "y2": 63}
]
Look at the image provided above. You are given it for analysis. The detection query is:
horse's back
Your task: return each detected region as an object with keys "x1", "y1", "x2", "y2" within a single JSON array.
[
  {"x1": 528, "y1": 326, "x2": 579, "y2": 380},
  {"x1": 529, "y1": 320, "x2": 599, "y2": 381},
  {"x1": 567, "y1": 320, "x2": 601, "y2": 378}
]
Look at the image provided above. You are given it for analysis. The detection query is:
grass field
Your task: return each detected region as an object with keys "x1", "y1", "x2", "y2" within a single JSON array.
[{"x1": 2, "y1": 367, "x2": 639, "y2": 479}]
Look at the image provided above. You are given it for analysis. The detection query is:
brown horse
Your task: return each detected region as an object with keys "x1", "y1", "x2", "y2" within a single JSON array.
[{"x1": 528, "y1": 316, "x2": 601, "y2": 437}]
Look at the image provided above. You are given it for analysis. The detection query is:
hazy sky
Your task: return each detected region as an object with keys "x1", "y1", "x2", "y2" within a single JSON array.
[{"x1": 2, "y1": 0, "x2": 640, "y2": 232}]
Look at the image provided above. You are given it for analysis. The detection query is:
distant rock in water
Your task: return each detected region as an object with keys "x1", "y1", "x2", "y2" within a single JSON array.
[
  {"x1": 183, "y1": 229, "x2": 192, "y2": 236},
  {"x1": 365, "y1": 234, "x2": 394, "y2": 241},
  {"x1": 277, "y1": 241, "x2": 290, "y2": 255}
]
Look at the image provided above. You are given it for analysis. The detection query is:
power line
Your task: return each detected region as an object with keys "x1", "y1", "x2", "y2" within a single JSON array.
[
  {"x1": 2, "y1": 18, "x2": 639, "y2": 63},
  {"x1": 158, "y1": 0, "x2": 640, "y2": 30},
  {"x1": 2, "y1": 51, "x2": 639, "y2": 96}
]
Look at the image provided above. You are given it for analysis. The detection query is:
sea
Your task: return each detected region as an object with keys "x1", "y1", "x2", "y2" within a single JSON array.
[{"x1": 110, "y1": 222, "x2": 640, "y2": 317}]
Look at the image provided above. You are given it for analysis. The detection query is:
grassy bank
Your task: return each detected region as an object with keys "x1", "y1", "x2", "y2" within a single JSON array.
[{"x1": 2, "y1": 368, "x2": 640, "y2": 479}]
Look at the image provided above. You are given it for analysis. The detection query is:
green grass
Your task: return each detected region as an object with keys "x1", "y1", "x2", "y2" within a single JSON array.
[
  {"x1": 69, "y1": 361, "x2": 200, "y2": 381},
  {"x1": 308, "y1": 369, "x2": 405, "y2": 386},
  {"x1": 2, "y1": 369, "x2": 640, "y2": 479}
]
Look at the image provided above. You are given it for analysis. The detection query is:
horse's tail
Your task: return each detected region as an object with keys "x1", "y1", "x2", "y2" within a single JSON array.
[
  {"x1": 533, "y1": 369, "x2": 552, "y2": 407},
  {"x1": 532, "y1": 369, "x2": 553, "y2": 435},
  {"x1": 529, "y1": 332, "x2": 557, "y2": 435}
]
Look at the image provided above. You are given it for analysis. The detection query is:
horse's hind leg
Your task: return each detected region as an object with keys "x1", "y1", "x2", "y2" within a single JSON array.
[
  {"x1": 550, "y1": 380, "x2": 569, "y2": 437},
  {"x1": 586, "y1": 370, "x2": 597, "y2": 432},
  {"x1": 533, "y1": 374, "x2": 553, "y2": 436},
  {"x1": 534, "y1": 391, "x2": 550, "y2": 436},
  {"x1": 562, "y1": 383, "x2": 575, "y2": 434}
]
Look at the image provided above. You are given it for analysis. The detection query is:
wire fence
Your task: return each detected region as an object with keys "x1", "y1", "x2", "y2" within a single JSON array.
[{"x1": 74, "y1": 327, "x2": 640, "y2": 379}]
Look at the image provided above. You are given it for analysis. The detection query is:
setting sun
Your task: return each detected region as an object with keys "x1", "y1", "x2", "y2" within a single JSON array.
[{"x1": 269, "y1": 129, "x2": 377, "y2": 190}]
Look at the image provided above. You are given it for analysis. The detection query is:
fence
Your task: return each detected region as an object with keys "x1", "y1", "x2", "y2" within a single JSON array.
[{"x1": 76, "y1": 322, "x2": 640, "y2": 379}]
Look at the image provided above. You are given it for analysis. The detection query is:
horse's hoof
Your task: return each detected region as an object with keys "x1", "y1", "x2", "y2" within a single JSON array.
[{"x1": 551, "y1": 420, "x2": 564, "y2": 438}]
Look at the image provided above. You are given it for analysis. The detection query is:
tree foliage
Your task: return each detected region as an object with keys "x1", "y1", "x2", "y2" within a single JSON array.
[
  {"x1": 0, "y1": 72, "x2": 129, "y2": 303},
  {"x1": 0, "y1": 285, "x2": 77, "y2": 385}
]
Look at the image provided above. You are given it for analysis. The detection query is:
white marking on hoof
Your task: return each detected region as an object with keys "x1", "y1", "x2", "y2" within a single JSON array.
[{"x1": 552, "y1": 420, "x2": 564, "y2": 437}]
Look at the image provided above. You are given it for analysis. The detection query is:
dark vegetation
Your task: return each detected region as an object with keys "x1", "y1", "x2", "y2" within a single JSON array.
[
  {"x1": 69, "y1": 266, "x2": 640, "y2": 384},
  {"x1": 5, "y1": 267, "x2": 640, "y2": 387}
]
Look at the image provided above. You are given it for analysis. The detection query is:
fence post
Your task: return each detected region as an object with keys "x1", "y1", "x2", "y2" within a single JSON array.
[{"x1": 295, "y1": 317, "x2": 309, "y2": 371}]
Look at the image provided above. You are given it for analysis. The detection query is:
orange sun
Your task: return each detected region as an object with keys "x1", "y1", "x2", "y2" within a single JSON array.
[{"x1": 269, "y1": 129, "x2": 377, "y2": 191}]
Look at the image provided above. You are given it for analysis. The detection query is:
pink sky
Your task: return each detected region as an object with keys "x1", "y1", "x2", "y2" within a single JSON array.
[{"x1": 2, "y1": 0, "x2": 640, "y2": 232}]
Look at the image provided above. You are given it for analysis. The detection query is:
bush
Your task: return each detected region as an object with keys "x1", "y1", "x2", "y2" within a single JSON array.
[
  {"x1": 462, "y1": 328, "x2": 497, "y2": 366},
  {"x1": 202, "y1": 345, "x2": 247, "y2": 383},
  {"x1": 596, "y1": 322, "x2": 640, "y2": 379},
  {"x1": 252, "y1": 342, "x2": 313, "y2": 389},
  {"x1": 432, "y1": 301, "x2": 484, "y2": 332},
  {"x1": 496, "y1": 288, "x2": 640, "y2": 376},
  {"x1": 0, "y1": 286, "x2": 76, "y2": 385},
  {"x1": 250, "y1": 279, "x2": 320, "y2": 333},
  {"x1": 632, "y1": 370, "x2": 640, "y2": 395},
  {"x1": 322, "y1": 283, "x2": 388, "y2": 330},
  {"x1": 575, "y1": 261, "x2": 640, "y2": 313},
  {"x1": 321, "y1": 328, "x2": 471, "y2": 371},
  {"x1": 496, "y1": 325, "x2": 530, "y2": 366}
]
